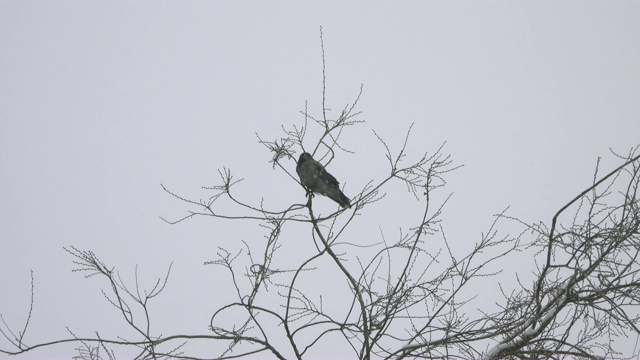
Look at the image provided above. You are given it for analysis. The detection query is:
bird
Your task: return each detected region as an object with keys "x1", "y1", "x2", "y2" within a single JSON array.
[{"x1": 296, "y1": 152, "x2": 351, "y2": 208}]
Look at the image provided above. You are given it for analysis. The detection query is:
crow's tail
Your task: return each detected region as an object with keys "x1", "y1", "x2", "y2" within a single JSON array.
[{"x1": 338, "y1": 191, "x2": 351, "y2": 209}]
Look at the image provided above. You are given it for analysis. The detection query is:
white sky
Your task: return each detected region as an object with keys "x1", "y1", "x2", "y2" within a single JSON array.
[{"x1": 1, "y1": 1, "x2": 639, "y2": 359}]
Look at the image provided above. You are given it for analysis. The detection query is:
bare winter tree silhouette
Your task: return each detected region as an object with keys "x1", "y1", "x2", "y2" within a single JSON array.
[{"x1": 2, "y1": 30, "x2": 639, "y2": 360}]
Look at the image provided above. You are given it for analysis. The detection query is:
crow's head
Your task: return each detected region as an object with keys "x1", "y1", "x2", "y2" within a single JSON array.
[{"x1": 298, "y1": 152, "x2": 312, "y2": 166}]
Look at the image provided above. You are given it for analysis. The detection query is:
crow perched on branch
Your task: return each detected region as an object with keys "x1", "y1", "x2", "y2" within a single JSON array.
[{"x1": 296, "y1": 152, "x2": 351, "y2": 208}]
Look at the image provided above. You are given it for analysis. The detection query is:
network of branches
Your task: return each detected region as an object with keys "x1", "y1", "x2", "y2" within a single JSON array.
[{"x1": 1, "y1": 31, "x2": 640, "y2": 360}]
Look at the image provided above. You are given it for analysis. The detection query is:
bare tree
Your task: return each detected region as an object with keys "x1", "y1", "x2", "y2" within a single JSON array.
[
  {"x1": 2, "y1": 31, "x2": 639, "y2": 360},
  {"x1": 482, "y1": 147, "x2": 640, "y2": 360}
]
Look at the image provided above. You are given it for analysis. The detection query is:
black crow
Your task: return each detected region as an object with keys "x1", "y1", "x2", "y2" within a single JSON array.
[{"x1": 296, "y1": 152, "x2": 351, "y2": 208}]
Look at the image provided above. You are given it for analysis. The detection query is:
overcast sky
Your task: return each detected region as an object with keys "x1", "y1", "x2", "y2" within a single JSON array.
[{"x1": 1, "y1": 1, "x2": 639, "y2": 359}]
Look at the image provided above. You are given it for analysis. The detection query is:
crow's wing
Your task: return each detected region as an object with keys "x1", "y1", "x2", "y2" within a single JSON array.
[
  {"x1": 305, "y1": 158, "x2": 339, "y2": 186},
  {"x1": 321, "y1": 168, "x2": 340, "y2": 187}
]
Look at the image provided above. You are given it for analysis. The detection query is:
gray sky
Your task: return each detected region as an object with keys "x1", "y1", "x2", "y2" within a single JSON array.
[{"x1": 1, "y1": 1, "x2": 639, "y2": 359}]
